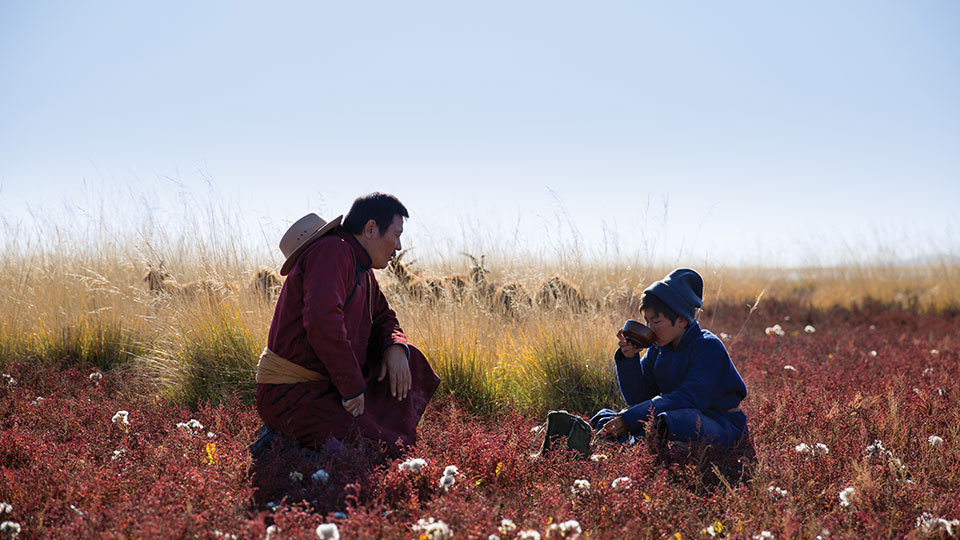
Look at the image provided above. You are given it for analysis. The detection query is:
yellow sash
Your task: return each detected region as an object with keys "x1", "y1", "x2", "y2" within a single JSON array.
[{"x1": 256, "y1": 347, "x2": 329, "y2": 384}]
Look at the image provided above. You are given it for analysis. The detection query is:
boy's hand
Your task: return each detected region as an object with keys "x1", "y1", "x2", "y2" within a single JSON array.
[
  {"x1": 599, "y1": 415, "x2": 628, "y2": 438},
  {"x1": 617, "y1": 330, "x2": 641, "y2": 358}
]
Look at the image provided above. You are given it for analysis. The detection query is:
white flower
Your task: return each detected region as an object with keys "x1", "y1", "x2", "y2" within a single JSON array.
[
  {"x1": 869, "y1": 324, "x2": 876, "y2": 330},
  {"x1": 412, "y1": 517, "x2": 453, "y2": 540},
  {"x1": 916, "y1": 512, "x2": 938, "y2": 533},
  {"x1": 89, "y1": 372, "x2": 103, "y2": 384},
  {"x1": 547, "y1": 519, "x2": 582, "y2": 539},
  {"x1": 865, "y1": 439, "x2": 886, "y2": 456},
  {"x1": 207, "y1": 432, "x2": 216, "y2": 439},
  {"x1": 531, "y1": 425, "x2": 542, "y2": 434},
  {"x1": 439, "y1": 474, "x2": 456, "y2": 492},
  {"x1": 31, "y1": 397, "x2": 44, "y2": 405},
  {"x1": 265, "y1": 524, "x2": 281, "y2": 539},
  {"x1": 558, "y1": 520, "x2": 581, "y2": 535},
  {"x1": 399, "y1": 457, "x2": 427, "y2": 473},
  {"x1": 0, "y1": 521, "x2": 20, "y2": 538},
  {"x1": 570, "y1": 479, "x2": 590, "y2": 496},
  {"x1": 518, "y1": 531, "x2": 542, "y2": 540},
  {"x1": 804, "y1": 325, "x2": 816, "y2": 333},
  {"x1": 839, "y1": 487, "x2": 855, "y2": 508},
  {"x1": 2, "y1": 374, "x2": 15, "y2": 387},
  {"x1": 930, "y1": 349, "x2": 939, "y2": 355},
  {"x1": 498, "y1": 519, "x2": 518, "y2": 535},
  {"x1": 316, "y1": 523, "x2": 340, "y2": 540},
  {"x1": 589, "y1": 453, "x2": 607, "y2": 462},
  {"x1": 443, "y1": 465, "x2": 459, "y2": 477},
  {"x1": 869, "y1": 350, "x2": 877, "y2": 357},
  {"x1": 111, "y1": 410, "x2": 130, "y2": 425},
  {"x1": 289, "y1": 471, "x2": 303, "y2": 482},
  {"x1": 752, "y1": 532, "x2": 774, "y2": 540},
  {"x1": 488, "y1": 536, "x2": 501, "y2": 540},
  {"x1": 915, "y1": 512, "x2": 959, "y2": 535},
  {"x1": 767, "y1": 486, "x2": 788, "y2": 497},
  {"x1": 765, "y1": 324, "x2": 785, "y2": 337},
  {"x1": 783, "y1": 365, "x2": 796, "y2": 371},
  {"x1": 865, "y1": 439, "x2": 906, "y2": 472},
  {"x1": 111, "y1": 449, "x2": 126, "y2": 460},
  {"x1": 213, "y1": 531, "x2": 237, "y2": 540},
  {"x1": 0, "y1": 504, "x2": 10, "y2": 515},
  {"x1": 795, "y1": 442, "x2": 827, "y2": 456},
  {"x1": 312, "y1": 469, "x2": 330, "y2": 484},
  {"x1": 176, "y1": 419, "x2": 204, "y2": 434},
  {"x1": 720, "y1": 332, "x2": 731, "y2": 340},
  {"x1": 928, "y1": 435, "x2": 944, "y2": 447},
  {"x1": 611, "y1": 476, "x2": 632, "y2": 490}
]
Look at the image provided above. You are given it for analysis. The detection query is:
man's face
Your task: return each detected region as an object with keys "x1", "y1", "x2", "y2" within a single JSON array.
[
  {"x1": 361, "y1": 214, "x2": 403, "y2": 269},
  {"x1": 642, "y1": 307, "x2": 688, "y2": 349}
]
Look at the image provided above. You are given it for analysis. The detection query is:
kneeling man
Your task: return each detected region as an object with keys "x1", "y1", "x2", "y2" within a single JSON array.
[{"x1": 256, "y1": 192, "x2": 440, "y2": 455}]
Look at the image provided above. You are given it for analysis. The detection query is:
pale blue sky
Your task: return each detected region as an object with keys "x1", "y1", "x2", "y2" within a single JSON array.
[{"x1": 1, "y1": 1, "x2": 958, "y2": 266}]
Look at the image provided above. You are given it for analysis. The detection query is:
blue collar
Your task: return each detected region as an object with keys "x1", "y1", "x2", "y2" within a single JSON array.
[{"x1": 654, "y1": 321, "x2": 701, "y2": 352}]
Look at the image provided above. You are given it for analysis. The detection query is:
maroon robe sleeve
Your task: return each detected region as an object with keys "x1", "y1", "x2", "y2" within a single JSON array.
[
  {"x1": 369, "y1": 272, "x2": 408, "y2": 354},
  {"x1": 301, "y1": 241, "x2": 367, "y2": 399}
]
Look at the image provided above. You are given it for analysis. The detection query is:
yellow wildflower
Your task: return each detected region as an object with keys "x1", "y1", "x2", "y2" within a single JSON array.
[{"x1": 206, "y1": 442, "x2": 218, "y2": 465}]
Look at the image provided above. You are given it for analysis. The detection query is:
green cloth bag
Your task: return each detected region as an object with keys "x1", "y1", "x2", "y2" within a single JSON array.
[{"x1": 536, "y1": 410, "x2": 592, "y2": 459}]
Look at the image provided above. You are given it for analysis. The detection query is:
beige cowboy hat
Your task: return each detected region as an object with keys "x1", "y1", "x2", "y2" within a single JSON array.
[{"x1": 279, "y1": 213, "x2": 343, "y2": 276}]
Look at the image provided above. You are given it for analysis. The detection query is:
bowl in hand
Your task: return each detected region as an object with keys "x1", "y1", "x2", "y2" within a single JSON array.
[{"x1": 621, "y1": 319, "x2": 656, "y2": 348}]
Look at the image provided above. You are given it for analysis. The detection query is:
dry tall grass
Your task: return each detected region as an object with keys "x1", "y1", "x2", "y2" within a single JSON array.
[{"x1": 2, "y1": 206, "x2": 958, "y2": 411}]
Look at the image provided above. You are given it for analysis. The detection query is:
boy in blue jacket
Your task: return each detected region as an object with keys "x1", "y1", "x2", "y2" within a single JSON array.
[{"x1": 590, "y1": 268, "x2": 748, "y2": 447}]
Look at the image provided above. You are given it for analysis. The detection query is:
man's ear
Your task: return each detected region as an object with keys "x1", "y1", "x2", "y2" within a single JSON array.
[
  {"x1": 677, "y1": 318, "x2": 689, "y2": 329},
  {"x1": 363, "y1": 219, "x2": 379, "y2": 237}
]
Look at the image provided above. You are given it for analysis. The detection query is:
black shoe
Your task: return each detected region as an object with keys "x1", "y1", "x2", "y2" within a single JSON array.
[{"x1": 249, "y1": 424, "x2": 278, "y2": 458}]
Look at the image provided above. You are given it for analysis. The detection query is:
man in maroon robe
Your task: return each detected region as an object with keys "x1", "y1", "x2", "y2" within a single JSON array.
[{"x1": 255, "y1": 193, "x2": 439, "y2": 455}]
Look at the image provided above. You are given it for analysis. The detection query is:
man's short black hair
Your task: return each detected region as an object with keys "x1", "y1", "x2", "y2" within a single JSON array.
[
  {"x1": 639, "y1": 292, "x2": 682, "y2": 325},
  {"x1": 342, "y1": 192, "x2": 409, "y2": 235}
]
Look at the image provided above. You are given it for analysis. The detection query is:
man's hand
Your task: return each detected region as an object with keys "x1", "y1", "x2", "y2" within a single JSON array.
[
  {"x1": 378, "y1": 344, "x2": 411, "y2": 400},
  {"x1": 617, "y1": 330, "x2": 641, "y2": 358},
  {"x1": 342, "y1": 394, "x2": 364, "y2": 417},
  {"x1": 599, "y1": 415, "x2": 628, "y2": 439}
]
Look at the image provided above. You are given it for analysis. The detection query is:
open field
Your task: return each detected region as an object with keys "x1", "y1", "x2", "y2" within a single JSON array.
[{"x1": 2, "y1": 245, "x2": 959, "y2": 539}]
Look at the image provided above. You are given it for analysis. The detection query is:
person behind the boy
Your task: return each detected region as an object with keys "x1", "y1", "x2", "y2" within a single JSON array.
[{"x1": 590, "y1": 268, "x2": 748, "y2": 447}]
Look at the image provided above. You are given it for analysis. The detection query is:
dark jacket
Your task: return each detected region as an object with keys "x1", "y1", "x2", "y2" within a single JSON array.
[
  {"x1": 616, "y1": 322, "x2": 747, "y2": 432},
  {"x1": 257, "y1": 227, "x2": 439, "y2": 451}
]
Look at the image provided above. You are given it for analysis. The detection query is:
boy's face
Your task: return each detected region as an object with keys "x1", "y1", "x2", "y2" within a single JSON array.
[{"x1": 642, "y1": 307, "x2": 688, "y2": 349}]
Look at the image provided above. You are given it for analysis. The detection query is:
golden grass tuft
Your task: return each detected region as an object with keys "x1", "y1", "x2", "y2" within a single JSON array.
[{"x1": 2, "y1": 203, "x2": 959, "y2": 409}]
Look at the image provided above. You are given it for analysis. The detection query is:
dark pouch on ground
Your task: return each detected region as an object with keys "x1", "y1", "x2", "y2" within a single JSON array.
[{"x1": 537, "y1": 410, "x2": 592, "y2": 459}]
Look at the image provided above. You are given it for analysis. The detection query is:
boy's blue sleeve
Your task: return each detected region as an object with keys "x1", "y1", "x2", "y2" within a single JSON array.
[
  {"x1": 615, "y1": 347, "x2": 659, "y2": 406},
  {"x1": 621, "y1": 339, "x2": 728, "y2": 434}
]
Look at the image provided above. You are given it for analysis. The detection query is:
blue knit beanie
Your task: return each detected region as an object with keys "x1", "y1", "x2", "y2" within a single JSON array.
[{"x1": 643, "y1": 268, "x2": 704, "y2": 324}]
